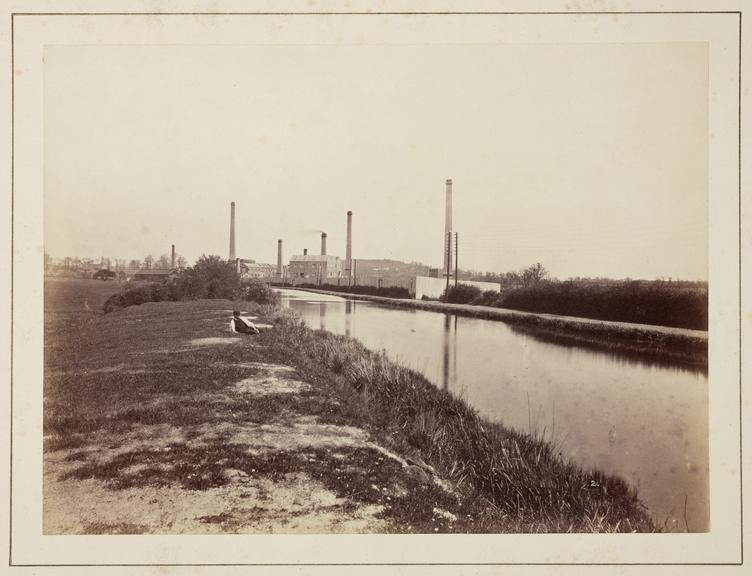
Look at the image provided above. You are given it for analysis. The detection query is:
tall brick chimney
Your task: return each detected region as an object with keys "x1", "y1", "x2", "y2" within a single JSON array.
[
  {"x1": 229, "y1": 201, "x2": 236, "y2": 261},
  {"x1": 171, "y1": 244, "x2": 175, "y2": 269},
  {"x1": 443, "y1": 179, "x2": 452, "y2": 275},
  {"x1": 277, "y1": 239, "x2": 283, "y2": 276},
  {"x1": 321, "y1": 232, "x2": 327, "y2": 256},
  {"x1": 346, "y1": 211, "x2": 352, "y2": 282}
]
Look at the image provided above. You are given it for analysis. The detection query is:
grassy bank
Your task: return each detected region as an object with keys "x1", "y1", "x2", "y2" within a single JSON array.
[
  {"x1": 291, "y1": 288, "x2": 707, "y2": 368},
  {"x1": 261, "y1": 309, "x2": 655, "y2": 532},
  {"x1": 44, "y1": 278, "x2": 654, "y2": 532}
]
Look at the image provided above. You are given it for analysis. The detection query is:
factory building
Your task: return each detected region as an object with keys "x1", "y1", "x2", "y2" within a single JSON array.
[
  {"x1": 351, "y1": 259, "x2": 430, "y2": 292},
  {"x1": 288, "y1": 254, "x2": 343, "y2": 285},
  {"x1": 286, "y1": 232, "x2": 344, "y2": 285},
  {"x1": 133, "y1": 269, "x2": 176, "y2": 283},
  {"x1": 241, "y1": 262, "x2": 278, "y2": 281}
]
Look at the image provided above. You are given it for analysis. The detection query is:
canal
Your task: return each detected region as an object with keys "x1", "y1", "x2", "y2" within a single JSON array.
[{"x1": 278, "y1": 288, "x2": 709, "y2": 532}]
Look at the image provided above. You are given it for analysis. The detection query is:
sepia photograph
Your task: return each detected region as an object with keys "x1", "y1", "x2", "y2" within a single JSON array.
[
  {"x1": 41, "y1": 39, "x2": 710, "y2": 536},
  {"x1": 3, "y1": 0, "x2": 749, "y2": 571}
]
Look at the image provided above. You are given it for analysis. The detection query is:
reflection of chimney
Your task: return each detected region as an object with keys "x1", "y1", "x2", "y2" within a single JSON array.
[
  {"x1": 321, "y1": 232, "x2": 327, "y2": 256},
  {"x1": 229, "y1": 202, "x2": 236, "y2": 261},
  {"x1": 171, "y1": 244, "x2": 175, "y2": 269},
  {"x1": 443, "y1": 179, "x2": 452, "y2": 275},
  {"x1": 304, "y1": 248, "x2": 308, "y2": 256},
  {"x1": 346, "y1": 211, "x2": 352, "y2": 280},
  {"x1": 277, "y1": 239, "x2": 283, "y2": 276}
]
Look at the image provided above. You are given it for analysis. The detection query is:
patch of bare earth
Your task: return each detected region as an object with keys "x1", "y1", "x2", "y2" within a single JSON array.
[{"x1": 45, "y1": 356, "x2": 457, "y2": 534}]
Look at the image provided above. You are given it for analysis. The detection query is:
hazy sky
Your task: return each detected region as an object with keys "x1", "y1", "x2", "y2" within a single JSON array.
[{"x1": 44, "y1": 42, "x2": 708, "y2": 280}]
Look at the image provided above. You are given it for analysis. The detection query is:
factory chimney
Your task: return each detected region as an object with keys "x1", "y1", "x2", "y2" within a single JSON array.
[
  {"x1": 304, "y1": 248, "x2": 308, "y2": 256},
  {"x1": 321, "y1": 232, "x2": 327, "y2": 256},
  {"x1": 277, "y1": 239, "x2": 283, "y2": 277},
  {"x1": 171, "y1": 244, "x2": 175, "y2": 269},
  {"x1": 346, "y1": 211, "x2": 352, "y2": 282},
  {"x1": 443, "y1": 179, "x2": 453, "y2": 276},
  {"x1": 229, "y1": 202, "x2": 236, "y2": 261}
]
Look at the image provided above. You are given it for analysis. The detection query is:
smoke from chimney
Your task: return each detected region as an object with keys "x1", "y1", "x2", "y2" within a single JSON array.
[
  {"x1": 321, "y1": 232, "x2": 327, "y2": 256},
  {"x1": 277, "y1": 240, "x2": 283, "y2": 276},
  {"x1": 443, "y1": 179, "x2": 452, "y2": 275},
  {"x1": 229, "y1": 202, "x2": 236, "y2": 261}
]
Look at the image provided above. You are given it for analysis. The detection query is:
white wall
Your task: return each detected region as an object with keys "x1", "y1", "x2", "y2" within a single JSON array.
[{"x1": 414, "y1": 276, "x2": 501, "y2": 300}]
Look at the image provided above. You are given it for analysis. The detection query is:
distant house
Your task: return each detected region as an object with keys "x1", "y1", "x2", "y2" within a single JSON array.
[{"x1": 132, "y1": 269, "x2": 175, "y2": 283}]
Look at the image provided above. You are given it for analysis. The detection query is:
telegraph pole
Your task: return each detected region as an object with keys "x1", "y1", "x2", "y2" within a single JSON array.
[{"x1": 454, "y1": 232, "x2": 459, "y2": 287}]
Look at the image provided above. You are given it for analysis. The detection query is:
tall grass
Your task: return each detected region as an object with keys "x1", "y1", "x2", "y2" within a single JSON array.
[{"x1": 265, "y1": 310, "x2": 655, "y2": 533}]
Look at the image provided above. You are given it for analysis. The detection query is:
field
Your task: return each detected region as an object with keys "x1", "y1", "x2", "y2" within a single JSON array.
[{"x1": 43, "y1": 277, "x2": 654, "y2": 534}]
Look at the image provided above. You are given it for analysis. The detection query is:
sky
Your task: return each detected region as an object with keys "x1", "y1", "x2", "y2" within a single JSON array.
[{"x1": 44, "y1": 42, "x2": 708, "y2": 280}]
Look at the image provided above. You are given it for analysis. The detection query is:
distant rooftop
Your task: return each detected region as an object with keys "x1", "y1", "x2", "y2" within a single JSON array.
[
  {"x1": 133, "y1": 269, "x2": 173, "y2": 276},
  {"x1": 290, "y1": 254, "x2": 341, "y2": 263}
]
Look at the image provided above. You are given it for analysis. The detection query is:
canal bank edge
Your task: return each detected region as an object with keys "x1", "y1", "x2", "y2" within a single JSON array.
[{"x1": 286, "y1": 287, "x2": 708, "y2": 368}]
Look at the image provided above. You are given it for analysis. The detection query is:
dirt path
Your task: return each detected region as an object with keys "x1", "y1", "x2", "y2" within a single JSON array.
[{"x1": 43, "y1": 300, "x2": 466, "y2": 534}]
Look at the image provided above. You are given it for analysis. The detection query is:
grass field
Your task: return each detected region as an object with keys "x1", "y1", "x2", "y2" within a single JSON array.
[{"x1": 43, "y1": 277, "x2": 654, "y2": 534}]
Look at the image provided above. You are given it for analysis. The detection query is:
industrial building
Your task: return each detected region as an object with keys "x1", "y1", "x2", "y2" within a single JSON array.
[
  {"x1": 133, "y1": 269, "x2": 176, "y2": 282},
  {"x1": 286, "y1": 232, "x2": 345, "y2": 285},
  {"x1": 350, "y1": 259, "x2": 430, "y2": 292},
  {"x1": 241, "y1": 262, "x2": 278, "y2": 281},
  {"x1": 288, "y1": 255, "x2": 344, "y2": 284}
]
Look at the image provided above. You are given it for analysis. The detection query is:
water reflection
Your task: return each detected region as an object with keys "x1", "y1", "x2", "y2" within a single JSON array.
[
  {"x1": 442, "y1": 315, "x2": 450, "y2": 390},
  {"x1": 441, "y1": 314, "x2": 460, "y2": 391},
  {"x1": 507, "y1": 323, "x2": 706, "y2": 376},
  {"x1": 277, "y1": 289, "x2": 708, "y2": 532},
  {"x1": 345, "y1": 299, "x2": 353, "y2": 338}
]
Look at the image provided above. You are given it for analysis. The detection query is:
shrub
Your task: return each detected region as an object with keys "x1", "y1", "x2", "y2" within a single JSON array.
[
  {"x1": 496, "y1": 280, "x2": 707, "y2": 330},
  {"x1": 241, "y1": 281, "x2": 281, "y2": 305},
  {"x1": 175, "y1": 255, "x2": 239, "y2": 300},
  {"x1": 121, "y1": 283, "x2": 157, "y2": 307},
  {"x1": 150, "y1": 283, "x2": 168, "y2": 302},
  {"x1": 102, "y1": 254, "x2": 244, "y2": 313},
  {"x1": 441, "y1": 283, "x2": 482, "y2": 304},
  {"x1": 103, "y1": 293, "x2": 125, "y2": 314},
  {"x1": 471, "y1": 290, "x2": 502, "y2": 307}
]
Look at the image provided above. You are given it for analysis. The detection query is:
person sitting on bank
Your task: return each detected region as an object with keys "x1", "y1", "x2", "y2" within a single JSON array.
[{"x1": 231, "y1": 310, "x2": 260, "y2": 335}]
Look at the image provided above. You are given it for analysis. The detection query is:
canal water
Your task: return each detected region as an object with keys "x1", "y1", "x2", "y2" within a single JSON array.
[{"x1": 278, "y1": 289, "x2": 709, "y2": 532}]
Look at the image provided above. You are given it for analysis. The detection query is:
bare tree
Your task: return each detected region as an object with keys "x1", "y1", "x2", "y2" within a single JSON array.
[
  {"x1": 522, "y1": 262, "x2": 549, "y2": 285},
  {"x1": 177, "y1": 255, "x2": 188, "y2": 269},
  {"x1": 157, "y1": 254, "x2": 172, "y2": 269},
  {"x1": 143, "y1": 255, "x2": 154, "y2": 269}
]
